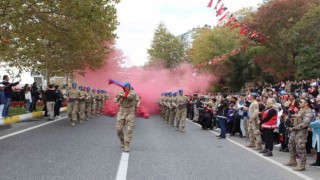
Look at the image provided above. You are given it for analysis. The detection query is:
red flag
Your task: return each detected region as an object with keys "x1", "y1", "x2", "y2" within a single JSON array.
[
  {"x1": 241, "y1": 45, "x2": 247, "y2": 50},
  {"x1": 225, "y1": 16, "x2": 236, "y2": 26},
  {"x1": 240, "y1": 27, "x2": 245, "y2": 35},
  {"x1": 214, "y1": 0, "x2": 221, "y2": 9},
  {"x1": 219, "y1": 11, "x2": 230, "y2": 22},
  {"x1": 216, "y1": 3, "x2": 224, "y2": 16},
  {"x1": 221, "y1": 54, "x2": 226, "y2": 61},
  {"x1": 260, "y1": 34, "x2": 265, "y2": 43},
  {"x1": 232, "y1": 49, "x2": 237, "y2": 55},
  {"x1": 207, "y1": 0, "x2": 214, "y2": 8},
  {"x1": 231, "y1": 22, "x2": 241, "y2": 30},
  {"x1": 213, "y1": 58, "x2": 217, "y2": 65}
]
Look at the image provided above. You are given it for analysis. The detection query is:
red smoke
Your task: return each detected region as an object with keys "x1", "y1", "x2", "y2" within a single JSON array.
[{"x1": 75, "y1": 45, "x2": 216, "y2": 115}]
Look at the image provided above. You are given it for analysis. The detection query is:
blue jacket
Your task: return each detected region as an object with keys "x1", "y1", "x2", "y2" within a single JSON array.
[
  {"x1": 310, "y1": 118, "x2": 320, "y2": 152},
  {"x1": 0, "y1": 90, "x2": 5, "y2": 104},
  {"x1": 227, "y1": 109, "x2": 235, "y2": 122}
]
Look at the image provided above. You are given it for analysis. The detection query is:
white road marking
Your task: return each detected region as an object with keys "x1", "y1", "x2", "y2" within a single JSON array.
[
  {"x1": 0, "y1": 117, "x2": 67, "y2": 141},
  {"x1": 187, "y1": 119, "x2": 314, "y2": 180},
  {"x1": 116, "y1": 152, "x2": 129, "y2": 180}
]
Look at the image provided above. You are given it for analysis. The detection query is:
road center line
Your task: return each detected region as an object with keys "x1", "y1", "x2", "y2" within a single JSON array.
[
  {"x1": 0, "y1": 117, "x2": 67, "y2": 141},
  {"x1": 187, "y1": 119, "x2": 314, "y2": 180},
  {"x1": 116, "y1": 152, "x2": 129, "y2": 180}
]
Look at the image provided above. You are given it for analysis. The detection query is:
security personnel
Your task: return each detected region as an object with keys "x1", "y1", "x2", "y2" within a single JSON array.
[
  {"x1": 175, "y1": 89, "x2": 189, "y2": 133},
  {"x1": 85, "y1": 87, "x2": 92, "y2": 120},
  {"x1": 96, "y1": 89, "x2": 102, "y2": 116},
  {"x1": 114, "y1": 82, "x2": 140, "y2": 152},
  {"x1": 246, "y1": 93, "x2": 262, "y2": 150},
  {"x1": 67, "y1": 82, "x2": 80, "y2": 127},
  {"x1": 284, "y1": 98, "x2": 315, "y2": 171},
  {"x1": 91, "y1": 89, "x2": 97, "y2": 117},
  {"x1": 78, "y1": 86, "x2": 86, "y2": 124},
  {"x1": 165, "y1": 92, "x2": 173, "y2": 124}
]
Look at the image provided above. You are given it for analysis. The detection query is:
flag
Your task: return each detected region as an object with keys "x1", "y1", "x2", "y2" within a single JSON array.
[
  {"x1": 213, "y1": 58, "x2": 217, "y2": 65},
  {"x1": 214, "y1": 0, "x2": 221, "y2": 9},
  {"x1": 260, "y1": 34, "x2": 265, "y2": 43},
  {"x1": 219, "y1": 11, "x2": 230, "y2": 22},
  {"x1": 232, "y1": 49, "x2": 237, "y2": 55},
  {"x1": 225, "y1": 16, "x2": 236, "y2": 26},
  {"x1": 216, "y1": 3, "x2": 225, "y2": 16},
  {"x1": 108, "y1": 79, "x2": 129, "y2": 98},
  {"x1": 231, "y1": 22, "x2": 241, "y2": 30},
  {"x1": 217, "y1": 7, "x2": 228, "y2": 17},
  {"x1": 207, "y1": 0, "x2": 214, "y2": 8}
]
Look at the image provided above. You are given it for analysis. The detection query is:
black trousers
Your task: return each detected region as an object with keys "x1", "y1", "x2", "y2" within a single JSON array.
[
  {"x1": 306, "y1": 131, "x2": 313, "y2": 154},
  {"x1": 263, "y1": 129, "x2": 274, "y2": 151},
  {"x1": 232, "y1": 117, "x2": 241, "y2": 135},
  {"x1": 54, "y1": 100, "x2": 62, "y2": 117},
  {"x1": 43, "y1": 103, "x2": 48, "y2": 116}
]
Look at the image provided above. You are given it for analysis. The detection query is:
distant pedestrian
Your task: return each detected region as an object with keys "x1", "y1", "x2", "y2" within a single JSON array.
[
  {"x1": 0, "y1": 84, "x2": 6, "y2": 119},
  {"x1": 25, "y1": 86, "x2": 32, "y2": 112},
  {"x1": 1, "y1": 75, "x2": 21, "y2": 117},
  {"x1": 44, "y1": 85, "x2": 56, "y2": 121}
]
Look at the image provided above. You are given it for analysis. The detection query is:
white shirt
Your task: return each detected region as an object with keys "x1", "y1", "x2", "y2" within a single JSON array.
[{"x1": 25, "y1": 91, "x2": 32, "y2": 103}]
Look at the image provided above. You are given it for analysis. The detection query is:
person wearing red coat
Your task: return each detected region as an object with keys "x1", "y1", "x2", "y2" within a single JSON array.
[{"x1": 259, "y1": 98, "x2": 279, "y2": 157}]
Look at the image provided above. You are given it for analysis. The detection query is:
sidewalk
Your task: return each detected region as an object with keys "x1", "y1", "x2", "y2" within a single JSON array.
[{"x1": 0, "y1": 107, "x2": 68, "y2": 126}]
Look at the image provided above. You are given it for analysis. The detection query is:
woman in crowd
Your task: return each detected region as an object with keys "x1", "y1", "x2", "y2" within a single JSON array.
[
  {"x1": 310, "y1": 111, "x2": 320, "y2": 167},
  {"x1": 259, "y1": 98, "x2": 279, "y2": 157},
  {"x1": 25, "y1": 85, "x2": 32, "y2": 113}
]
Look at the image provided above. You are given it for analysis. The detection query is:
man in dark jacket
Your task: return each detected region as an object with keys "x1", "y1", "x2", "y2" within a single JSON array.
[
  {"x1": 31, "y1": 82, "x2": 40, "y2": 112},
  {"x1": 45, "y1": 85, "x2": 57, "y2": 120},
  {"x1": 1, "y1": 75, "x2": 21, "y2": 117},
  {"x1": 216, "y1": 94, "x2": 229, "y2": 139}
]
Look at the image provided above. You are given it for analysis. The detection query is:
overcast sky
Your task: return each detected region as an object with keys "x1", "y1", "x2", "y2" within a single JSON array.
[{"x1": 115, "y1": 0, "x2": 264, "y2": 67}]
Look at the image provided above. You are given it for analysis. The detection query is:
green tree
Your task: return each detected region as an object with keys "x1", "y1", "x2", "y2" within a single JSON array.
[
  {"x1": 291, "y1": 3, "x2": 320, "y2": 79},
  {"x1": 0, "y1": 0, "x2": 120, "y2": 85},
  {"x1": 147, "y1": 22, "x2": 185, "y2": 68}
]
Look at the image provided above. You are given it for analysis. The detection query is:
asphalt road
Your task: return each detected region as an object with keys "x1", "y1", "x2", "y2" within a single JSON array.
[{"x1": 0, "y1": 115, "x2": 318, "y2": 180}]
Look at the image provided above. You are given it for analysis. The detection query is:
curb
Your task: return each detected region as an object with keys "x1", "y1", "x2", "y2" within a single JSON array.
[{"x1": 0, "y1": 107, "x2": 68, "y2": 125}]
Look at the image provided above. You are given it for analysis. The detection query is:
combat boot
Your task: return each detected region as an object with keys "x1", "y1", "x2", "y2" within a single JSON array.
[
  {"x1": 283, "y1": 156, "x2": 297, "y2": 166},
  {"x1": 120, "y1": 139, "x2": 124, "y2": 148},
  {"x1": 79, "y1": 120, "x2": 83, "y2": 124},
  {"x1": 252, "y1": 143, "x2": 262, "y2": 150},
  {"x1": 181, "y1": 127, "x2": 185, "y2": 133},
  {"x1": 124, "y1": 142, "x2": 130, "y2": 152},
  {"x1": 293, "y1": 160, "x2": 305, "y2": 171},
  {"x1": 246, "y1": 142, "x2": 255, "y2": 148},
  {"x1": 71, "y1": 121, "x2": 76, "y2": 127}
]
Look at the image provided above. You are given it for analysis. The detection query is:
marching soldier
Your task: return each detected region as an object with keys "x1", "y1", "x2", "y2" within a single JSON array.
[
  {"x1": 96, "y1": 90, "x2": 102, "y2": 116},
  {"x1": 85, "y1": 87, "x2": 92, "y2": 120},
  {"x1": 246, "y1": 93, "x2": 262, "y2": 150},
  {"x1": 175, "y1": 89, "x2": 189, "y2": 133},
  {"x1": 114, "y1": 82, "x2": 140, "y2": 152},
  {"x1": 170, "y1": 92, "x2": 178, "y2": 127},
  {"x1": 78, "y1": 86, "x2": 86, "y2": 124},
  {"x1": 91, "y1": 89, "x2": 97, "y2": 117},
  {"x1": 67, "y1": 82, "x2": 80, "y2": 127}
]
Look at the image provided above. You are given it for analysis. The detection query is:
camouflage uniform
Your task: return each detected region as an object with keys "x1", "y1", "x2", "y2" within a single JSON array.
[
  {"x1": 96, "y1": 92, "x2": 102, "y2": 115},
  {"x1": 85, "y1": 91, "x2": 93, "y2": 120},
  {"x1": 78, "y1": 90, "x2": 86, "y2": 123},
  {"x1": 246, "y1": 100, "x2": 262, "y2": 149},
  {"x1": 91, "y1": 92, "x2": 97, "y2": 117},
  {"x1": 67, "y1": 89, "x2": 80, "y2": 127},
  {"x1": 170, "y1": 96, "x2": 177, "y2": 126},
  {"x1": 284, "y1": 109, "x2": 315, "y2": 171},
  {"x1": 115, "y1": 89, "x2": 140, "y2": 152},
  {"x1": 175, "y1": 94, "x2": 189, "y2": 132},
  {"x1": 165, "y1": 96, "x2": 172, "y2": 124}
]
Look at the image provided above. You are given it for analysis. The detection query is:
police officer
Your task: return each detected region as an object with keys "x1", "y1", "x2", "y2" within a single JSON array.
[
  {"x1": 175, "y1": 89, "x2": 189, "y2": 133},
  {"x1": 67, "y1": 82, "x2": 79, "y2": 127},
  {"x1": 85, "y1": 87, "x2": 92, "y2": 120},
  {"x1": 78, "y1": 85, "x2": 86, "y2": 124},
  {"x1": 284, "y1": 98, "x2": 315, "y2": 171},
  {"x1": 91, "y1": 89, "x2": 97, "y2": 117},
  {"x1": 114, "y1": 82, "x2": 140, "y2": 152},
  {"x1": 246, "y1": 93, "x2": 262, "y2": 150}
]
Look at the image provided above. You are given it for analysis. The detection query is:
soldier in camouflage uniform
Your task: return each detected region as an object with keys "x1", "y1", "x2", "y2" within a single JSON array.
[
  {"x1": 96, "y1": 90, "x2": 102, "y2": 116},
  {"x1": 165, "y1": 92, "x2": 173, "y2": 124},
  {"x1": 170, "y1": 92, "x2": 178, "y2": 127},
  {"x1": 284, "y1": 98, "x2": 315, "y2": 171},
  {"x1": 159, "y1": 93, "x2": 165, "y2": 118},
  {"x1": 91, "y1": 89, "x2": 97, "y2": 117},
  {"x1": 78, "y1": 86, "x2": 86, "y2": 124},
  {"x1": 114, "y1": 82, "x2": 140, "y2": 152},
  {"x1": 85, "y1": 87, "x2": 92, "y2": 120},
  {"x1": 67, "y1": 82, "x2": 80, "y2": 127},
  {"x1": 246, "y1": 93, "x2": 262, "y2": 150},
  {"x1": 175, "y1": 89, "x2": 189, "y2": 133}
]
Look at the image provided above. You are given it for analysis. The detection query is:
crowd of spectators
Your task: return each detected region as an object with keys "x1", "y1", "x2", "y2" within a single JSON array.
[
  {"x1": 0, "y1": 74, "x2": 67, "y2": 120},
  {"x1": 187, "y1": 78, "x2": 320, "y2": 169}
]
